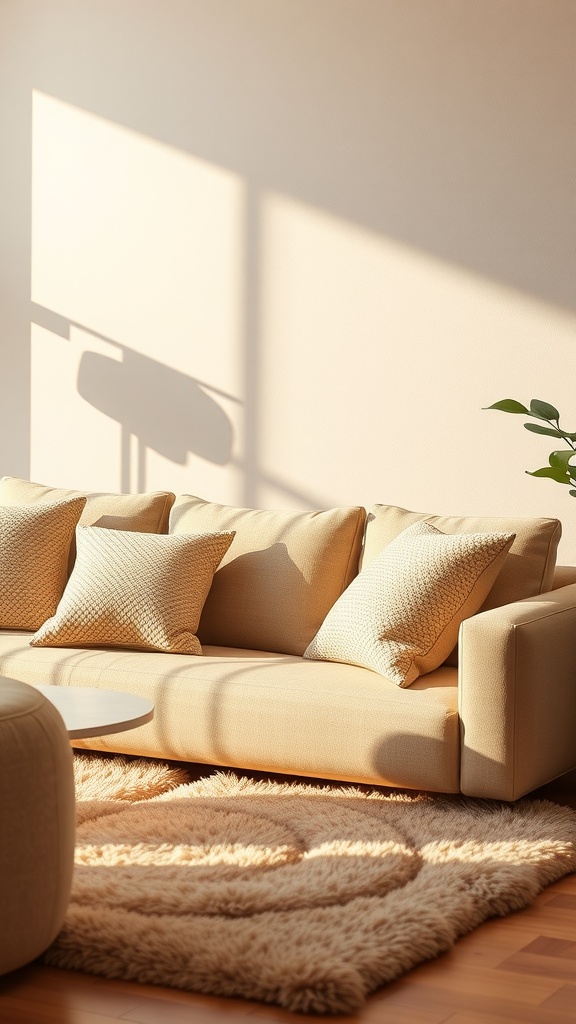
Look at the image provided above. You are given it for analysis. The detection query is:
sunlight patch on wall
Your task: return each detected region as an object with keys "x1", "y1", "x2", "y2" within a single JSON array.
[
  {"x1": 32, "y1": 91, "x2": 244, "y2": 389},
  {"x1": 28, "y1": 90, "x2": 576, "y2": 552},
  {"x1": 258, "y1": 192, "x2": 576, "y2": 519},
  {"x1": 31, "y1": 91, "x2": 244, "y2": 498}
]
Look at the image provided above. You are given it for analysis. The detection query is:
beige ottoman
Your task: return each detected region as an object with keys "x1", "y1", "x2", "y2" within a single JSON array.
[{"x1": 0, "y1": 678, "x2": 75, "y2": 975}]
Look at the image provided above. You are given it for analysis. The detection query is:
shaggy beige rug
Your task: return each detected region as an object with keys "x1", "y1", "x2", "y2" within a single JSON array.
[{"x1": 44, "y1": 754, "x2": 576, "y2": 1014}]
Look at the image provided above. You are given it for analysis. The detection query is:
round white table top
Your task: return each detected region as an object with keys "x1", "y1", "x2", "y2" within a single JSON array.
[{"x1": 34, "y1": 685, "x2": 154, "y2": 739}]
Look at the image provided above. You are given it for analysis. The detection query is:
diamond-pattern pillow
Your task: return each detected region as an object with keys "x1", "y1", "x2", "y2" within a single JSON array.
[
  {"x1": 31, "y1": 526, "x2": 235, "y2": 654},
  {"x1": 304, "y1": 521, "x2": 515, "y2": 687},
  {"x1": 0, "y1": 497, "x2": 87, "y2": 629}
]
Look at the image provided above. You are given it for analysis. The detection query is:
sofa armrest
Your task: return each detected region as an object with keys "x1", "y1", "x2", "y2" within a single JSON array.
[{"x1": 459, "y1": 583, "x2": 576, "y2": 800}]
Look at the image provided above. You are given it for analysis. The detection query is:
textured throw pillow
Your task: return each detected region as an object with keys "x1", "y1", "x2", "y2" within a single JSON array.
[
  {"x1": 30, "y1": 526, "x2": 235, "y2": 655},
  {"x1": 304, "y1": 521, "x2": 515, "y2": 687},
  {"x1": 0, "y1": 497, "x2": 87, "y2": 630},
  {"x1": 361, "y1": 503, "x2": 562, "y2": 666},
  {"x1": 170, "y1": 496, "x2": 366, "y2": 656}
]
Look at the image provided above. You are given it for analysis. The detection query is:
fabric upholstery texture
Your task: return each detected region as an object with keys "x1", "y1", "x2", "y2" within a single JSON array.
[
  {"x1": 170, "y1": 496, "x2": 366, "y2": 656},
  {"x1": 0, "y1": 476, "x2": 175, "y2": 533},
  {"x1": 30, "y1": 526, "x2": 234, "y2": 655},
  {"x1": 0, "y1": 632, "x2": 459, "y2": 792},
  {"x1": 552, "y1": 564, "x2": 576, "y2": 589},
  {"x1": 362, "y1": 503, "x2": 560, "y2": 605},
  {"x1": 459, "y1": 582, "x2": 576, "y2": 800},
  {"x1": 0, "y1": 497, "x2": 86, "y2": 630},
  {"x1": 305, "y1": 521, "x2": 515, "y2": 686},
  {"x1": 362, "y1": 504, "x2": 561, "y2": 665},
  {"x1": 0, "y1": 481, "x2": 574, "y2": 800},
  {"x1": 0, "y1": 677, "x2": 76, "y2": 975}
]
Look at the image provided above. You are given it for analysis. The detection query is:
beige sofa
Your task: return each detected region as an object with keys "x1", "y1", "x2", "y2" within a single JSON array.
[{"x1": 0, "y1": 476, "x2": 575, "y2": 802}]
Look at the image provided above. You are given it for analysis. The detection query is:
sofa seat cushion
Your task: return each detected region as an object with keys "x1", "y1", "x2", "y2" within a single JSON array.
[
  {"x1": 170, "y1": 497, "x2": 366, "y2": 657},
  {"x1": 0, "y1": 632, "x2": 459, "y2": 793}
]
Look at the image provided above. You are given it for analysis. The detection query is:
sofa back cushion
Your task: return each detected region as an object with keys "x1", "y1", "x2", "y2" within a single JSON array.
[
  {"x1": 170, "y1": 496, "x2": 366, "y2": 656},
  {"x1": 0, "y1": 477, "x2": 174, "y2": 534},
  {"x1": 362, "y1": 504, "x2": 562, "y2": 665}
]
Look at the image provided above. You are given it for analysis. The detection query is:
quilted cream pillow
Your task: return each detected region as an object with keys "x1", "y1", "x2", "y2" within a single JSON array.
[
  {"x1": 0, "y1": 497, "x2": 86, "y2": 630},
  {"x1": 304, "y1": 521, "x2": 515, "y2": 687},
  {"x1": 361, "y1": 503, "x2": 561, "y2": 667},
  {"x1": 30, "y1": 526, "x2": 235, "y2": 654}
]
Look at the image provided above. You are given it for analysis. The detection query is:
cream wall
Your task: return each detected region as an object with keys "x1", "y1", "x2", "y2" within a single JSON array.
[{"x1": 1, "y1": 1, "x2": 576, "y2": 558}]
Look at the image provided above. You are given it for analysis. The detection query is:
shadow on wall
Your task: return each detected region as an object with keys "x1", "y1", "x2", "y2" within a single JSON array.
[
  {"x1": 30, "y1": 301, "x2": 333, "y2": 509},
  {"x1": 31, "y1": 300, "x2": 234, "y2": 493},
  {"x1": 78, "y1": 348, "x2": 233, "y2": 474}
]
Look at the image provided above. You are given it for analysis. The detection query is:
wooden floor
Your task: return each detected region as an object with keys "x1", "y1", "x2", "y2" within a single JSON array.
[{"x1": 2, "y1": 765, "x2": 576, "y2": 1024}]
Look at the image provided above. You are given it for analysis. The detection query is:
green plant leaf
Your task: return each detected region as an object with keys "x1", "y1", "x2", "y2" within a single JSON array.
[
  {"x1": 483, "y1": 399, "x2": 529, "y2": 414},
  {"x1": 569, "y1": 490, "x2": 576, "y2": 497},
  {"x1": 549, "y1": 449, "x2": 576, "y2": 471},
  {"x1": 526, "y1": 467, "x2": 571, "y2": 484},
  {"x1": 524, "y1": 423, "x2": 565, "y2": 438},
  {"x1": 529, "y1": 399, "x2": 560, "y2": 420}
]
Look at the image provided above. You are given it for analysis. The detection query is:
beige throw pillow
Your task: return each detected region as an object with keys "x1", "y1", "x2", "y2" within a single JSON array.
[
  {"x1": 30, "y1": 526, "x2": 235, "y2": 655},
  {"x1": 170, "y1": 496, "x2": 366, "y2": 656},
  {"x1": 304, "y1": 521, "x2": 515, "y2": 687},
  {"x1": 361, "y1": 503, "x2": 562, "y2": 666},
  {"x1": 0, "y1": 497, "x2": 87, "y2": 630}
]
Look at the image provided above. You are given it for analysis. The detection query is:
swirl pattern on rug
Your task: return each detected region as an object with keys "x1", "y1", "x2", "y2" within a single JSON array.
[{"x1": 44, "y1": 755, "x2": 576, "y2": 1014}]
